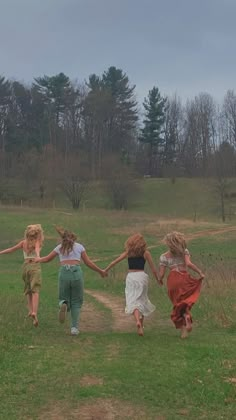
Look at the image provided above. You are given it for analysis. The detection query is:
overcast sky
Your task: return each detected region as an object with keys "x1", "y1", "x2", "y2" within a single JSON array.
[{"x1": 0, "y1": 0, "x2": 235, "y2": 103}]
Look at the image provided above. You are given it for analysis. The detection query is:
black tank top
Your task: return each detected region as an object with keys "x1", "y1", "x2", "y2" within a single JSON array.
[{"x1": 128, "y1": 256, "x2": 146, "y2": 270}]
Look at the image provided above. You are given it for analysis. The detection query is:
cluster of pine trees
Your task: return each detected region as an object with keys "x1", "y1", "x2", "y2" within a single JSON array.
[{"x1": 0, "y1": 66, "x2": 236, "y2": 208}]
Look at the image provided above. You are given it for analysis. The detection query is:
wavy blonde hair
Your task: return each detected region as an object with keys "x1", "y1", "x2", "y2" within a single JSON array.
[
  {"x1": 164, "y1": 231, "x2": 187, "y2": 256},
  {"x1": 55, "y1": 226, "x2": 77, "y2": 255},
  {"x1": 125, "y1": 233, "x2": 147, "y2": 257},
  {"x1": 24, "y1": 224, "x2": 44, "y2": 253}
]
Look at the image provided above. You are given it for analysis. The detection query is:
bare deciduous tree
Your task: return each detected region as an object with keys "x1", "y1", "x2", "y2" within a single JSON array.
[{"x1": 102, "y1": 155, "x2": 138, "y2": 210}]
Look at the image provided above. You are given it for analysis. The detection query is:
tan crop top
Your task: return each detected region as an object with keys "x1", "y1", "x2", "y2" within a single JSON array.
[
  {"x1": 159, "y1": 249, "x2": 190, "y2": 269},
  {"x1": 23, "y1": 250, "x2": 37, "y2": 259}
]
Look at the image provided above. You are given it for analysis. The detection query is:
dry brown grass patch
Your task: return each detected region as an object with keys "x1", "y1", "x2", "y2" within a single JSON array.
[
  {"x1": 39, "y1": 398, "x2": 151, "y2": 420},
  {"x1": 106, "y1": 343, "x2": 121, "y2": 360},
  {"x1": 79, "y1": 375, "x2": 104, "y2": 387}
]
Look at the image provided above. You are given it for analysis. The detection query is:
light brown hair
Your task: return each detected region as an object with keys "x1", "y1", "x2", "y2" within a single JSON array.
[
  {"x1": 55, "y1": 226, "x2": 77, "y2": 255},
  {"x1": 164, "y1": 231, "x2": 187, "y2": 256},
  {"x1": 125, "y1": 233, "x2": 147, "y2": 257},
  {"x1": 24, "y1": 224, "x2": 44, "y2": 253}
]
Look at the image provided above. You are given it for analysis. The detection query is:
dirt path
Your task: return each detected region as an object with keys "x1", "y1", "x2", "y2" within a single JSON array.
[
  {"x1": 148, "y1": 226, "x2": 236, "y2": 251},
  {"x1": 186, "y1": 226, "x2": 236, "y2": 240},
  {"x1": 85, "y1": 289, "x2": 163, "y2": 333},
  {"x1": 80, "y1": 300, "x2": 111, "y2": 332},
  {"x1": 85, "y1": 289, "x2": 135, "y2": 332}
]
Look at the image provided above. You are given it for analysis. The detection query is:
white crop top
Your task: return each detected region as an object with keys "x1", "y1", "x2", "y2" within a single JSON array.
[
  {"x1": 54, "y1": 242, "x2": 85, "y2": 262},
  {"x1": 159, "y1": 249, "x2": 190, "y2": 269}
]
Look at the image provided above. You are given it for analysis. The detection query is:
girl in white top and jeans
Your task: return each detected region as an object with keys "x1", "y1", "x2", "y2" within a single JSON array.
[{"x1": 35, "y1": 226, "x2": 106, "y2": 336}]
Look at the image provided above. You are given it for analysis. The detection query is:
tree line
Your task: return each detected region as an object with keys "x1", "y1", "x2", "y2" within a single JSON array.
[{"x1": 0, "y1": 67, "x2": 236, "y2": 208}]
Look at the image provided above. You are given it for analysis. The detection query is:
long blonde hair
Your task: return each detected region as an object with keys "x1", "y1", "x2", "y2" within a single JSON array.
[
  {"x1": 164, "y1": 231, "x2": 186, "y2": 256},
  {"x1": 125, "y1": 233, "x2": 147, "y2": 257},
  {"x1": 55, "y1": 226, "x2": 77, "y2": 255},
  {"x1": 24, "y1": 224, "x2": 44, "y2": 253}
]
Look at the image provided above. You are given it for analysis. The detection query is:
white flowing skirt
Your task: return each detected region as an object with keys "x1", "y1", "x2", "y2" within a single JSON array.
[{"x1": 125, "y1": 271, "x2": 156, "y2": 316}]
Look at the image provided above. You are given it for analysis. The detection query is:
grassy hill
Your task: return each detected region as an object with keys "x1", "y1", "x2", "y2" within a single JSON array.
[{"x1": 3, "y1": 177, "x2": 236, "y2": 222}]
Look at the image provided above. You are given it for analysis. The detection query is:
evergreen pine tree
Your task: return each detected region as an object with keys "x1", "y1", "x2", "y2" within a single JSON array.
[{"x1": 140, "y1": 86, "x2": 166, "y2": 176}]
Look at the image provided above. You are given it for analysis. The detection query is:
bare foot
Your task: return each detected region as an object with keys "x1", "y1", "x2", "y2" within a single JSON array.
[
  {"x1": 27, "y1": 312, "x2": 33, "y2": 318},
  {"x1": 136, "y1": 322, "x2": 144, "y2": 336},
  {"x1": 180, "y1": 326, "x2": 188, "y2": 339},
  {"x1": 32, "y1": 313, "x2": 39, "y2": 328},
  {"x1": 184, "y1": 313, "x2": 192, "y2": 332}
]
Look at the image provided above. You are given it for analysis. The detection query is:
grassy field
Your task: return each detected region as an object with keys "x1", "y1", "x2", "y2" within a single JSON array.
[
  {"x1": 1, "y1": 200, "x2": 236, "y2": 419},
  {"x1": 4, "y1": 177, "x2": 236, "y2": 221}
]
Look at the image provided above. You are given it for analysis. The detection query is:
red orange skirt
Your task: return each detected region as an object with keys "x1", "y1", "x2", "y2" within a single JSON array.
[{"x1": 167, "y1": 270, "x2": 202, "y2": 329}]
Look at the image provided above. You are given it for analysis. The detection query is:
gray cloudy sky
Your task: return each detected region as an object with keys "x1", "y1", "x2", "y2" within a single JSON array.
[{"x1": 0, "y1": 0, "x2": 235, "y2": 102}]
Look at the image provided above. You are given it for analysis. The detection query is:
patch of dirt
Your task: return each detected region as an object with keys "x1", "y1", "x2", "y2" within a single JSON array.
[
  {"x1": 79, "y1": 375, "x2": 103, "y2": 387},
  {"x1": 39, "y1": 398, "x2": 151, "y2": 420},
  {"x1": 80, "y1": 301, "x2": 111, "y2": 333}
]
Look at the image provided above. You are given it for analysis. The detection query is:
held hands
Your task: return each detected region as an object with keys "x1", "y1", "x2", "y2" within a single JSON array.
[
  {"x1": 34, "y1": 257, "x2": 41, "y2": 263},
  {"x1": 154, "y1": 272, "x2": 163, "y2": 286},
  {"x1": 100, "y1": 270, "x2": 108, "y2": 278}
]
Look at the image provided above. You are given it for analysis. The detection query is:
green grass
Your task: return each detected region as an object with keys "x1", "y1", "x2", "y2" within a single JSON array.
[{"x1": 1, "y1": 205, "x2": 236, "y2": 419}]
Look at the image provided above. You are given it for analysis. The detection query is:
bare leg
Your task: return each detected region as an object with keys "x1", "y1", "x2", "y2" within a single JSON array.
[
  {"x1": 133, "y1": 309, "x2": 144, "y2": 336},
  {"x1": 31, "y1": 293, "x2": 39, "y2": 327},
  {"x1": 26, "y1": 294, "x2": 33, "y2": 317},
  {"x1": 140, "y1": 315, "x2": 144, "y2": 328},
  {"x1": 180, "y1": 326, "x2": 188, "y2": 339},
  {"x1": 184, "y1": 310, "x2": 192, "y2": 332}
]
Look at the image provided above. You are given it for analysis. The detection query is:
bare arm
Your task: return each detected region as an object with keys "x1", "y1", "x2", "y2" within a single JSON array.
[
  {"x1": 144, "y1": 250, "x2": 162, "y2": 285},
  {"x1": 81, "y1": 251, "x2": 106, "y2": 277},
  {"x1": 104, "y1": 251, "x2": 128, "y2": 272},
  {"x1": 35, "y1": 240, "x2": 41, "y2": 258},
  {"x1": 159, "y1": 265, "x2": 167, "y2": 284},
  {"x1": 35, "y1": 251, "x2": 58, "y2": 263},
  {"x1": 185, "y1": 255, "x2": 204, "y2": 279},
  {"x1": 0, "y1": 240, "x2": 24, "y2": 255}
]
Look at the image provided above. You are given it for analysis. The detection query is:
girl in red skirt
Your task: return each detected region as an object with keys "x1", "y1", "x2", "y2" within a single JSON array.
[{"x1": 159, "y1": 232, "x2": 204, "y2": 338}]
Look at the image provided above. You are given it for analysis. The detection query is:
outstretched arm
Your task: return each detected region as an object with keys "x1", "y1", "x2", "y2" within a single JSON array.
[
  {"x1": 185, "y1": 255, "x2": 204, "y2": 279},
  {"x1": 104, "y1": 251, "x2": 128, "y2": 272},
  {"x1": 35, "y1": 251, "x2": 57, "y2": 263},
  {"x1": 144, "y1": 250, "x2": 162, "y2": 285},
  {"x1": 81, "y1": 251, "x2": 107, "y2": 277},
  {"x1": 0, "y1": 240, "x2": 24, "y2": 255}
]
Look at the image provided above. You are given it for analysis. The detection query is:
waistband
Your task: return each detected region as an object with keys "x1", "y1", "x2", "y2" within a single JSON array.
[
  {"x1": 170, "y1": 269, "x2": 187, "y2": 274},
  {"x1": 128, "y1": 269, "x2": 145, "y2": 272},
  {"x1": 60, "y1": 264, "x2": 81, "y2": 271}
]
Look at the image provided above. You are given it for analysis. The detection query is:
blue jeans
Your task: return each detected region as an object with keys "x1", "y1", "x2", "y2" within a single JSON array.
[{"x1": 58, "y1": 265, "x2": 84, "y2": 329}]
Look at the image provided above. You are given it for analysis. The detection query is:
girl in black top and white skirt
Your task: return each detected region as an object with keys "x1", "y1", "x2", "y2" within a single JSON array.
[{"x1": 105, "y1": 233, "x2": 162, "y2": 336}]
